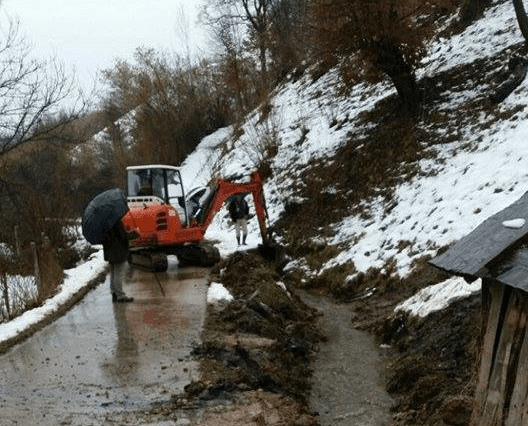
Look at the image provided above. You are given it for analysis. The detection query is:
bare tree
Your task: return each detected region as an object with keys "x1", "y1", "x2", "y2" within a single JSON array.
[
  {"x1": 309, "y1": 0, "x2": 455, "y2": 115},
  {"x1": 0, "y1": 14, "x2": 88, "y2": 252},
  {"x1": 267, "y1": 0, "x2": 309, "y2": 78},
  {"x1": 200, "y1": 0, "x2": 273, "y2": 87},
  {"x1": 100, "y1": 48, "x2": 232, "y2": 166},
  {"x1": 0, "y1": 18, "x2": 84, "y2": 157},
  {"x1": 203, "y1": 8, "x2": 258, "y2": 115}
]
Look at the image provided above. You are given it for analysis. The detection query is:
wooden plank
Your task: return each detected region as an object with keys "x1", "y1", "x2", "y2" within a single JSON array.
[
  {"x1": 430, "y1": 190, "x2": 528, "y2": 276},
  {"x1": 478, "y1": 290, "x2": 523, "y2": 425},
  {"x1": 472, "y1": 281, "x2": 507, "y2": 425},
  {"x1": 505, "y1": 293, "x2": 528, "y2": 426},
  {"x1": 497, "y1": 264, "x2": 528, "y2": 292}
]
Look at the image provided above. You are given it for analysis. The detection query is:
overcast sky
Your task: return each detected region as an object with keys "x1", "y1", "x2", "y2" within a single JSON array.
[{"x1": 2, "y1": 0, "x2": 208, "y2": 94}]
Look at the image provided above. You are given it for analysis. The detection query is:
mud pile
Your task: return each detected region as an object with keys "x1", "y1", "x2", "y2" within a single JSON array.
[
  {"x1": 379, "y1": 294, "x2": 481, "y2": 425},
  {"x1": 180, "y1": 249, "x2": 323, "y2": 425}
]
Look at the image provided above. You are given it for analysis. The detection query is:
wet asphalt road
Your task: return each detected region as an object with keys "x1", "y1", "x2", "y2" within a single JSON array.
[{"x1": 0, "y1": 258, "x2": 208, "y2": 425}]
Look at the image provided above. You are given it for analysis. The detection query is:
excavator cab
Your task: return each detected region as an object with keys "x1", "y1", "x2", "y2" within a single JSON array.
[{"x1": 127, "y1": 165, "x2": 189, "y2": 225}]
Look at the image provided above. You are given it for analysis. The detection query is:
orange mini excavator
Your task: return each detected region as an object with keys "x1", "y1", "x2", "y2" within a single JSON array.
[{"x1": 121, "y1": 165, "x2": 273, "y2": 271}]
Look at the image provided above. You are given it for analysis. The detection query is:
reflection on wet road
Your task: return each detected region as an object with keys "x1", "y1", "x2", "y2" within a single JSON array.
[{"x1": 0, "y1": 258, "x2": 208, "y2": 425}]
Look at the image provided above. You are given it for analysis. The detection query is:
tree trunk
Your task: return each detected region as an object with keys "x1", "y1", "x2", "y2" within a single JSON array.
[
  {"x1": 513, "y1": 0, "x2": 528, "y2": 43},
  {"x1": 374, "y1": 41, "x2": 420, "y2": 115},
  {"x1": 259, "y1": 43, "x2": 268, "y2": 87}
]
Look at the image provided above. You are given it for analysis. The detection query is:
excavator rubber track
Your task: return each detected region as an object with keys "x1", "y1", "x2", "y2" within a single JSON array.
[
  {"x1": 176, "y1": 243, "x2": 220, "y2": 267},
  {"x1": 128, "y1": 251, "x2": 169, "y2": 272},
  {"x1": 128, "y1": 243, "x2": 221, "y2": 272}
]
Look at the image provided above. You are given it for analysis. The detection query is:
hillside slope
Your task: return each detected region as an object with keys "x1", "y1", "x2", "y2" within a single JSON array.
[
  {"x1": 175, "y1": 1, "x2": 528, "y2": 423},
  {"x1": 182, "y1": 0, "x2": 528, "y2": 285}
]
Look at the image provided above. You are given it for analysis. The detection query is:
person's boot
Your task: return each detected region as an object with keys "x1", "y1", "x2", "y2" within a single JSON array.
[
  {"x1": 242, "y1": 234, "x2": 247, "y2": 245},
  {"x1": 237, "y1": 236, "x2": 240, "y2": 245}
]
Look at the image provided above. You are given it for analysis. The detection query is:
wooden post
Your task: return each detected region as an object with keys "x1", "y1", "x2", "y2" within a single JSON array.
[
  {"x1": 482, "y1": 290, "x2": 522, "y2": 424},
  {"x1": 471, "y1": 284, "x2": 528, "y2": 426},
  {"x1": 472, "y1": 280, "x2": 507, "y2": 424},
  {"x1": 1, "y1": 273, "x2": 9, "y2": 321},
  {"x1": 14, "y1": 225, "x2": 20, "y2": 258},
  {"x1": 31, "y1": 242, "x2": 40, "y2": 293},
  {"x1": 506, "y1": 302, "x2": 528, "y2": 425}
]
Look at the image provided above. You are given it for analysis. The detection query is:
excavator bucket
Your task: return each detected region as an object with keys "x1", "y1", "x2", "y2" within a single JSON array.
[{"x1": 258, "y1": 238, "x2": 287, "y2": 271}]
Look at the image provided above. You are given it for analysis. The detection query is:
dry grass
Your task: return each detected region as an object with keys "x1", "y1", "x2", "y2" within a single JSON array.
[{"x1": 35, "y1": 246, "x2": 64, "y2": 304}]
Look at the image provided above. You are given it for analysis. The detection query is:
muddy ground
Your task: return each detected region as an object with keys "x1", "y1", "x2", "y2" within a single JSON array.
[{"x1": 146, "y1": 249, "x2": 481, "y2": 426}]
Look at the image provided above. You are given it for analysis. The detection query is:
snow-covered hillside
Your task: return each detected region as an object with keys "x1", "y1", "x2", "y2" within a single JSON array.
[
  {"x1": 187, "y1": 5, "x2": 521, "y2": 261},
  {"x1": 177, "y1": 0, "x2": 528, "y2": 315}
]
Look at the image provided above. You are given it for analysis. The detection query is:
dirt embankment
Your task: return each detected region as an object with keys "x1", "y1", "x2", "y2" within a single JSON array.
[
  {"x1": 177, "y1": 249, "x2": 322, "y2": 425},
  {"x1": 378, "y1": 294, "x2": 481, "y2": 426}
]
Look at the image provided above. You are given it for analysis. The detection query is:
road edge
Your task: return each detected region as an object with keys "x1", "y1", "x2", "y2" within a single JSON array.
[{"x1": 0, "y1": 269, "x2": 108, "y2": 355}]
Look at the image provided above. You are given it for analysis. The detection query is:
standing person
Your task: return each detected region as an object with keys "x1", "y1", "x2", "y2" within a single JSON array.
[
  {"x1": 228, "y1": 194, "x2": 249, "y2": 245},
  {"x1": 103, "y1": 220, "x2": 134, "y2": 303}
]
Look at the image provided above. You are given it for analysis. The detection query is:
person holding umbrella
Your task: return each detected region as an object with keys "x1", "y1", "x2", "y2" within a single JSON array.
[
  {"x1": 103, "y1": 220, "x2": 134, "y2": 303},
  {"x1": 82, "y1": 188, "x2": 134, "y2": 303}
]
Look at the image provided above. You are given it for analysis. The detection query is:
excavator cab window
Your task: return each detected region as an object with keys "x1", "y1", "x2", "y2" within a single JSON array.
[
  {"x1": 128, "y1": 169, "x2": 160, "y2": 198},
  {"x1": 166, "y1": 170, "x2": 184, "y2": 205},
  {"x1": 127, "y1": 165, "x2": 189, "y2": 224},
  {"x1": 128, "y1": 168, "x2": 175, "y2": 201},
  {"x1": 152, "y1": 169, "x2": 168, "y2": 200}
]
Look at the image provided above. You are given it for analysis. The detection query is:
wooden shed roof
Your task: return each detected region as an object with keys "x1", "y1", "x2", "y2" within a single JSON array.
[{"x1": 430, "y1": 190, "x2": 528, "y2": 283}]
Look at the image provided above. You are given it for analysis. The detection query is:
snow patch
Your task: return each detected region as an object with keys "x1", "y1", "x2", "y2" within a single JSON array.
[
  {"x1": 207, "y1": 282, "x2": 234, "y2": 304},
  {"x1": 502, "y1": 218, "x2": 525, "y2": 229},
  {"x1": 395, "y1": 277, "x2": 482, "y2": 318}
]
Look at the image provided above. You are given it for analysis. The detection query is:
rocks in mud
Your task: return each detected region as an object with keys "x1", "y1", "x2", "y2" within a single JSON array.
[
  {"x1": 183, "y1": 380, "x2": 208, "y2": 398},
  {"x1": 193, "y1": 380, "x2": 242, "y2": 401}
]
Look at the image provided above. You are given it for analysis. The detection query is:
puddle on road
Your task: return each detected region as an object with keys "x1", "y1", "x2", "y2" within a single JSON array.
[{"x1": 0, "y1": 258, "x2": 208, "y2": 425}]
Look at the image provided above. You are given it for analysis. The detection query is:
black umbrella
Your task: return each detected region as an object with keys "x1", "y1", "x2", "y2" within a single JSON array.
[{"x1": 82, "y1": 188, "x2": 129, "y2": 244}]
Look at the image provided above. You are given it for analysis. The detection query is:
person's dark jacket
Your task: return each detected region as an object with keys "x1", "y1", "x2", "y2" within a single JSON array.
[
  {"x1": 103, "y1": 220, "x2": 129, "y2": 264},
  {"x1": 228, "y1": 198, "x2": 249, "y2": 221}
]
